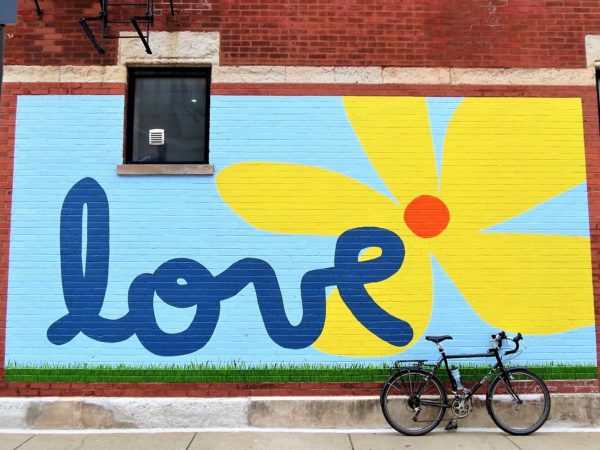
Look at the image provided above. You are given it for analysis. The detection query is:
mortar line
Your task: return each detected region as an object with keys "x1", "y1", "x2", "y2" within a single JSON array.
[
  {"x1": 185, "y1": 432, "x2": 198, "y2": 450},
  {"x1": 503, "y1": 435, "x2": 524, "y2": 450},
  {"x1": 13, "y1": 435, "x2": 34, "y2": 450}
]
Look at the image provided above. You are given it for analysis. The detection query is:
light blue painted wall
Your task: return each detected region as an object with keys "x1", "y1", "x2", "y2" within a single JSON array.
[{"x1": 6, "y1": 94, "x2": 596, "y2": 367}]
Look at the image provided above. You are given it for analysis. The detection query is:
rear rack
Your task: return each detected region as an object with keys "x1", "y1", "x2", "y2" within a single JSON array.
[{"x1": 392, "y1": 359, "x2": 435, "y2": 370}]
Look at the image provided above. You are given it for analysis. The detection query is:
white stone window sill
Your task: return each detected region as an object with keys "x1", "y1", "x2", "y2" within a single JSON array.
[{"x1": 117, "y1": 164, "x2": 214, "y2": 175}]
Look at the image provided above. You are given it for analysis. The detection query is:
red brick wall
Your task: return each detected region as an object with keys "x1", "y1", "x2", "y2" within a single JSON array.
[
  {"x1": 4, "y1": 0, "x2": 221, "y2": 66},
  {"x1": 5, "y1": 1, "x2": 118, "y2": 66},
  {"x1": 218, "y1": 0, "x2": 600, "y2": 68},
  {"x1": 5, "y1": 0, "x2": 600, "y2": 68},
  {"x1": 0, "y1": 86, "x2": 16, "y2": 385},
  {"x1": 0, "y1": 380, "x2": 596, "y2": 397}
]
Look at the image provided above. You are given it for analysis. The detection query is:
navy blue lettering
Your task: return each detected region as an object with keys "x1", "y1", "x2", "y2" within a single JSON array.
[{"x1": 48, "y1": 178, "x2": 413, "y2": 356}]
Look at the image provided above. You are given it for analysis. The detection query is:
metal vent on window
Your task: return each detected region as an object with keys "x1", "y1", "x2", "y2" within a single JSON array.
[{"x1": 149, "y1": 129, "x2": 165, "y2": 146}]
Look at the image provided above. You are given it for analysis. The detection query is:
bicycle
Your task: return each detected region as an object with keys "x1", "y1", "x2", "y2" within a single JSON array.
[{"x1": 380, "y1": 331, "x2": 551, "y2": 436}]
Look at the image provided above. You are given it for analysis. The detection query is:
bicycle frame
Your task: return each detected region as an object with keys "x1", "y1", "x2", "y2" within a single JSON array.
[
  {"x1": 381, "y1": 333, "x2": 550, "y2": 436},
  {"x1": 395, "y1": 344, "x2": 520, "y2": 405},
  {"x1": 437, "y1": 348, "x2": 504, "y2": 400}
]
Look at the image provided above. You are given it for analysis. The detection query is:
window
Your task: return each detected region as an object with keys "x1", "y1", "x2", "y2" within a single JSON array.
[{"x1": 126, "y1": 67, "x2": 210, "y2": 164}]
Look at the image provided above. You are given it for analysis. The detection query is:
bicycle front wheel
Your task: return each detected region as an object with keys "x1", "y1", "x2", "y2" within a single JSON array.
[
  {"x1": 487, "y1": 368, "x2": 551, "y2": 435},
  {"x1": 380, "y1": 368, "x2": 446, "y2": 436}
]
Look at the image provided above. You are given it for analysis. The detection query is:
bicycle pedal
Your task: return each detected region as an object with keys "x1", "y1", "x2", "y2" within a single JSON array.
[{"x1": 445, "y1": 420, "x2": 458, "y2": 431}]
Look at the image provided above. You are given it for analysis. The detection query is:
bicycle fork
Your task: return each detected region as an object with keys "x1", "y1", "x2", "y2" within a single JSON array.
[{"x1": 501, "y1": 372, "x2": 524, "y2": 405}]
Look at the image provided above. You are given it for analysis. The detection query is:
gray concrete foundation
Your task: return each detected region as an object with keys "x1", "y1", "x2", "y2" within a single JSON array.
[{"x1": 0, "y1": 394, "x2": 598, "y2": 430}]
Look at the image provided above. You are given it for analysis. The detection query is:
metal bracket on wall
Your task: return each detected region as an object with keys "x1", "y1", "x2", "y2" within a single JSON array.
[
  {"x1": 33, "y1": 0, "x2": 44, "y2": 18},
  {"x1": 80, "y1": 0, "x2": 175, "y2": 55}
]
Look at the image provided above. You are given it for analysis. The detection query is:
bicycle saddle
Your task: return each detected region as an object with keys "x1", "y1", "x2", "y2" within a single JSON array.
[{"x1": 425, "y1": 335, "x2": 453, "y2": 344}]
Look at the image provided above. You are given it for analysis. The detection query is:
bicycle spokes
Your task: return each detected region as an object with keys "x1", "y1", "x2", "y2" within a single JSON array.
[
  {"x1": 381, "y1": 369, "x2": 446, "y2": 435},
  {"x1": 487, "y1": 369, "x2": 551, "y2": 435}
]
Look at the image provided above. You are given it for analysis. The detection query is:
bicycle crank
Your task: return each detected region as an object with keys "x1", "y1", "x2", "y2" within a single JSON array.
[{"x1": 451, "y1": 397, "x2": 473, "y2": 419}]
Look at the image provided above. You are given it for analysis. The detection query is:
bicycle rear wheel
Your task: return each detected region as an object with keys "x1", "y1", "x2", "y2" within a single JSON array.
[
  {"x1": 487, "y1": 368, "x2": 551, "y2": 435},
  {"x1": 380, "y1": 368, "x2": 446, "y2": 436}
]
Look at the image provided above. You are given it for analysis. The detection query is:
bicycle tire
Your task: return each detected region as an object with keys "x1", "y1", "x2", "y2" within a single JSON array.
[
  {"x1": 486, "y1": 368, "x2": 551, "y2": 435},
  {"x1": 380, "y1": 368, "x2": 447, "y2": 436}
]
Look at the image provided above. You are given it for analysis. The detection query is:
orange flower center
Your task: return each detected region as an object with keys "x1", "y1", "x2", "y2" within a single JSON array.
[{"x1": 404, "y1": 195, "x2": 450, "y2": 238}]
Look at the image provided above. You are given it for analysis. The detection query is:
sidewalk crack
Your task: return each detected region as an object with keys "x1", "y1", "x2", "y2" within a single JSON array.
[
  {"x1": 348, "y1": 434, "x2": 355, "y2": 450},
  {"x1": 504, "y1": 435, "x2": 524, "y2": 450},
  {"x1": 73, "y1": 435, "x2": 88, "y2": 450},
  {"x1": 13, "y1": 435, "x2": 35, "y2": 450},
  {"x1": 185, "y1": 432, "x2": 198, "y2": 450}
]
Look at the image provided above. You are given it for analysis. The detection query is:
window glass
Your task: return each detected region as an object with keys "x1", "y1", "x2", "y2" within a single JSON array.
[{"x1": 127, "y1": 69, "x2": 210, "y2": 164}]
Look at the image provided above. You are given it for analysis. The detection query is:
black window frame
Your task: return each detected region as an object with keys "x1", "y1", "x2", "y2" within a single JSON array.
[{"x1": 125, "y1": 66, "x2": 211, "y2": 165}]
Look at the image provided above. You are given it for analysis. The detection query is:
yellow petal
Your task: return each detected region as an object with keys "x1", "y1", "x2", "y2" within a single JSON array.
[
  {"x1": 313, "y1": 238, "x2": 432, "y2": 356},
  {"x1": 442, "y1": 98, "x2": 586, "y2": 232},
  {"x1": 343, "y1": 97, "x2": 438, "y2": 203},
  {"x1": 217, "y1": 162, "x2": 400, "y2": 235},
  {"x1": 434, "y1": 233, "x2": 594, "y2": 334}
]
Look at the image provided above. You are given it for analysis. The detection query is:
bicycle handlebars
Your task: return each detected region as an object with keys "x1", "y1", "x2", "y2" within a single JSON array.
[{"x1": 491, "y1": 331, "x2": 522, "y2": 355}]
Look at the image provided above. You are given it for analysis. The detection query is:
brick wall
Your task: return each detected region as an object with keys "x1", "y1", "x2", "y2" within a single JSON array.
[
  {"x1": 4, "y1": 0, "x2": 221, "y2": 66},
  {"x1": 5, "y1": 0, "x2": 600, "y2": 68},
  {"x1": 0, "y1": 381, "x2": 595, "y2": 397},
  {"x1": 2, "y1": 1, "x2": 600, "y2": 396},
  {"x1": 218, "y1": 0, "x2": 600, "y2": 68},
  {"x1": 0, "y1": 81, "x2": 599, "y2": 395}
]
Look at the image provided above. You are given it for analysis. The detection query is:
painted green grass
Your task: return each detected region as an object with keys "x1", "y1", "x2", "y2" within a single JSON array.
[{"x1": 4, "y1": 362, "x2": 597, "y2": 383}]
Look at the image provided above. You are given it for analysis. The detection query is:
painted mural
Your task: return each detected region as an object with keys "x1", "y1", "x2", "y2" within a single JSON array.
[{"x1": 5, "y1": 95, "x2": 597, "y2": 374}]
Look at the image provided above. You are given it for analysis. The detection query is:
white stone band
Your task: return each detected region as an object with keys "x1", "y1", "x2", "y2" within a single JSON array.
[{"x1": 3, "y1": 65, "x2": 595, "y2": 86}]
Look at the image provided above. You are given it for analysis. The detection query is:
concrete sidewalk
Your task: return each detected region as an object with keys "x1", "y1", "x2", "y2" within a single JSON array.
[{"x1": 0, "y1": 430, "x2": 598, "y2": 450}]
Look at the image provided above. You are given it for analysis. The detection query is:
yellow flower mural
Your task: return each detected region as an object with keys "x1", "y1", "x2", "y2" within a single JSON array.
[{"x1": 217, "y1": 97, "x2": 594, "y2": 357}]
